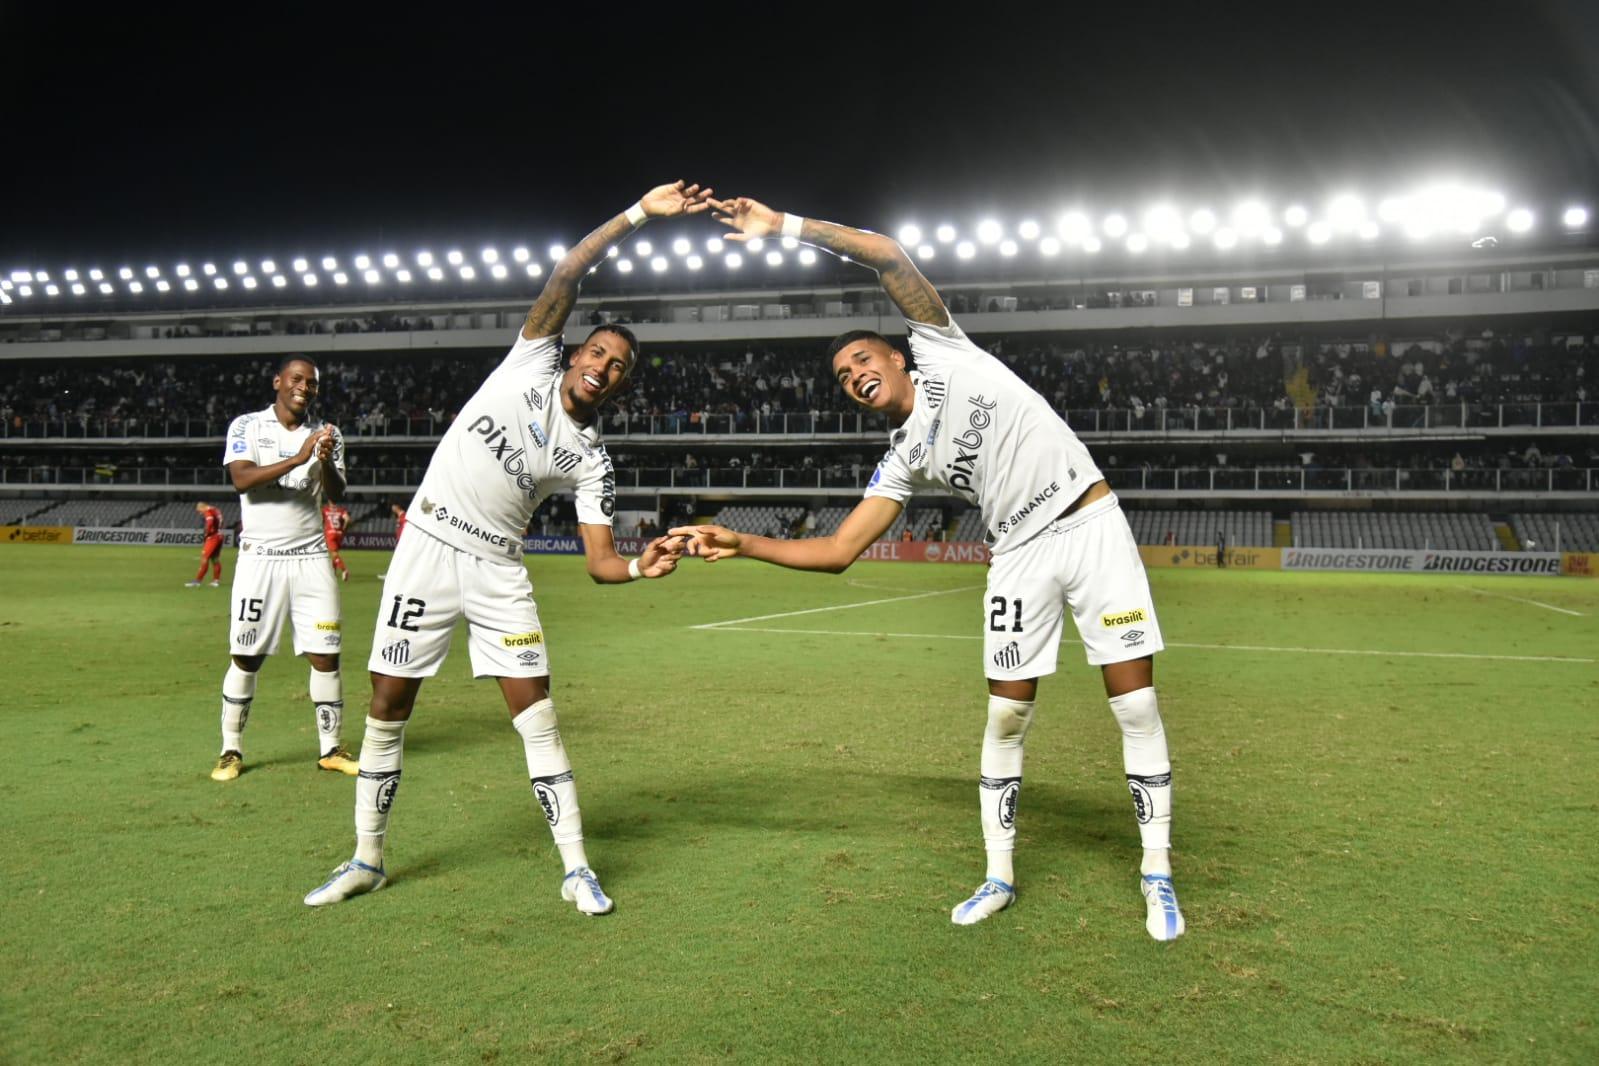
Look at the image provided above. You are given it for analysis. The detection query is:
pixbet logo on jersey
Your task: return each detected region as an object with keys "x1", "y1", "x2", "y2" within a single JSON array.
[
  {"x1": 945, "y1": 395, "x2": 996, "y2": 494},
  {"x1": 468, "y1": 415, "x2": 538, "y2": 495}
]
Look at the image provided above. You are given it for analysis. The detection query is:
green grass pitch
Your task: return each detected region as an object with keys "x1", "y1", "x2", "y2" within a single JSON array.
[{"x1": 2, "y1": 544, "x2": 1596, "y2": 1064}]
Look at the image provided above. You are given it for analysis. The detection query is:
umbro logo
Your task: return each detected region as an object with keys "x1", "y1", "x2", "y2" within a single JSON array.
[
  {"x1": 1122, "y1": 629, "x2": 1145, "y2": 643},
  {"x1": 522, "y1": 387, "x2": 544, "y2": 410},
  {"x1": 908, "y1": 443, "x2": 925, "y2": 466}
]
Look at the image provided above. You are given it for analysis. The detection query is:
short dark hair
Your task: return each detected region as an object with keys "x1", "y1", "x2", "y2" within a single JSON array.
[
  {"x1": 585, "y1": 325, "x2": 639, "y2": 370},
  {"x1": 826, "y1": 329, "x2": 889, "y2": 361},
  {"x1": 277, "y1": 354, "x2": 317, "y2": 375}
]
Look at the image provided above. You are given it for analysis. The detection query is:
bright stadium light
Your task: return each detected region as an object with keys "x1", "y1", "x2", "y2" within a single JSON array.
[
  {"x1": 1358, "y1": 220, "x2": 1381, "y2": 240},
  {"x1": 8, "y1": 270, "x2": 29, "y2": 283},
  {"x1": 1506, "y1": 207, "x2": 1534, "y2": 233},
  {"x1": 1328, "y1": 194, "x2": 1365, "y2": 231},
  {"x1": 290, "y1": 258, "x2": 307, "y2": 273},
  {"x1": 214, "y1": 277, "x2": 229, "y2": 290},
  {"x1": 1170, "y1": 231, "x2": 1192, "y2": 250},
  {"x1": 1563, "y1": 205, "x2": 1588, "y2": 227},
  {"x1": 725, "y1": 252, "x2": 743, "y2": 269},
  {"x1": 129, "y1": 281, "x2": 144, "y2": 294},
  {"x1": 781, "y1": 236, "x2": 799, "y2": 250},
  {"x1": 897, "y1": 224, "x2": 923, "y2": 246},
  {"x1": 302, "y1": 273, "x2": 317, "y2": 287},
  {"x1": 917, "y1": 244, "x2": 936, "y2": 260},
  {"x1": 383, "y1": 253, "x2": 400, "y2": 269},
  {"x1": 1018, "y1": 219, "x2": 1041, "y2": 240},
  {"x1": 956, "y1": 240, "x2": 976, "y2": 259},
  {"x1": 118, "y1": 267, "x2": 133, "y2": 280},
  {"x1": 354, "y1": 255, "x2": 372, "y2": 270},
  {"x1": 64, "y1": 269, "x2": 79, "y2": 282},
  {"x1": 511, "y1": 247, "x2": 529, "y2": 264},
  {"x1": 1102, "y1": 213, "x2": 1128, "y2": 238},
  {"x1": 17, "y1": 285, "x2": 32, "y2": 297},
  {"x1": 332, "y1": 272, "x2": 348, "y2": 285},
  {"x1": 396, "y1": 269, "x2": 412, "y2": 283},
  {"x1": 446, "y1": 250, "x2": 463, "y2": 266},
  {"x1": 547, "y1": 244, "x2": 565, "y2": 261},
  {"x1": 0, "y1": 279, "x2": 9, "y2": 290},
  {"x1": 936, "y1": 223, "x2": 957, "y2": 243},
  {"x1": 1000, "y1": 239, "x2": 1019, "y2": 257},
  {"x1": 202, "y1": 262, "x2": 217, "y2": 276},
  {"x1": 1378, "y1": 197, "x2": 1406, "y2": 223},
  {"x1": 687, "y1": 254, "x2": 704, "y2": 270},
  {"x1": 36, "y1": 270, "x2": 50, "y2": 283},
  {"x1": 747, "y1": 237, "x2": 765, "y2": 251},
  {"x1": 1306, "y1": 220, "x2": 1332, "y2": 244},
  {"x1": 672, "y1": 237, "x2": 691, "y2": 255},
  {"x1": 146, "y1": 265, "x2": 161, "y2": 278},
  {"x1": 319, "y1": 256, "x2": 335, "y2": 271},
  {"x1": 257, "y1": 260, "x2": 275, "y2": 275},
  {"x1": 183, "y1": 278, "x2": 199, "y2": 291},
  {"x1": 765, "y1": 251, "x2": 783, "y2": 266},
  {"x1": 70, "y1": 283, "x2": 86, "y2": 295},
  {"x1": 1213, "y1": 227, "x2": 1238, "y2": 250},
  {"x1": 45, "y1": 284, "x2": 59, "y2": 296},
  {"x1": 798, "y1": 249, "x2": 817, "y2": 265},
  {"x1": 616, "y1": 258, "x2": 634, "y2": 274},
  {"x1": 1144, "y1": 204, "x2": 1181, "y2": 241},
  {"x1": 175, "y1": 263, "x2": 191, "y2": 277},
  {"x1": 232, "y1": 260, "x2": 248, "y2": 275},
  {"x1": 1233, "y1": 200, "x2": 1270, "y2": 235},
  {"x1": 1262, "y1": 226, "x2": 1284, "y2": 245},
  {"x1": 977, "y1": 219, "x2": 1003, "y2": 244},
  {"x1": 98, "y1": 282, "x2": 114, "y2": 295},
  {"x1": 490, "y1": 264, "x2": 508, "y2": 280},
  {"x1": 1188, "y1": 208, "x2": 1216, "y2": 235},
  {"x1": 525, "y1": 263, "x2": 541, "y2": 278},
  {"x1": 1039, "y1": 236, "x2": 1061, "y2": 256},
  {"x1": 706, "y1": 237, "x2": 725, "y2": 253},
  {"x1": 271, "y1": 275, "x2": 287, "y2": 288},
  {"x1": 242, "y1": 276, "x2": 257, "y2": 290},
  {"x1": 636, "y1": 240, "x2": 653, "y2": 256},
  {"x1": 651, "y1": 256, "x2": 669, "y2": 273},
  {"x1": 606, "y1": 245, "x2": 619, "y2": 258},
  {"x1": 1082, "y1": 236, "x2": 1103, "y2": 253},
  {"x1": 1283, "y1": 204, "x2": 1309, "y2": 227},
  {"x1": 416, "y1": 251, "x2": 434, "y2": 267},
  {"x1": 89, "y1": 268, "x2": 104, "y2": 281},
  {"x1": 155, "y1": 279, "x2": 170, "y2": 292},
  {"x1": 459, "y1": 265, "x2": 476, "y2": 280},
  {"x1": 1126, "y1": 234, "x2": 1148, "y2": 254},
  {"x1": 481, "y1": 247, "x2": 499, "y2": 264}
]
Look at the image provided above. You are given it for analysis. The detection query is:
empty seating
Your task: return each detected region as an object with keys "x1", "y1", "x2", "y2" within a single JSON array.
[
  {"x1": 1290, "y1": 511, "x2": 1496, "y2": 550},
  {"x1": 1125, "y1": 509, "x2": 1273, "y2": 547},
  {"x1": 1511, "y1": 512, "x2": 1599, "y2": 552}
]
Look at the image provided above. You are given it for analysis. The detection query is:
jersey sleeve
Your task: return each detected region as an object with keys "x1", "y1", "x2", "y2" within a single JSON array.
[
  {"x1": 572, "y1": 449, "x2": 617, "y2": 527},
  {"x1": 862, "y1": 444, "x2": 914, "y2": 505},
  {"x1": 223, "y1": 414, "x2": 257, "y2": 466},
  {"x1": 904, "y1": 316, "x2": 999, "y2": 375},
  {"x1": 496, "y1": 330, "x2": 563, "y2": 381}
]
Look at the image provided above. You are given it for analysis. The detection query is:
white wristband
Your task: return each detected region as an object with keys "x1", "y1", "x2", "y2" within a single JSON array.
[
  {"x1": 781, "y1": 213, "x2": 805, "y2": 239},
  {"x1": 625, "y1": 202, "x2": 648, "y2": 227},
  {"x1": 627, "y1": 557, "x2": 643, "y2": 581}
]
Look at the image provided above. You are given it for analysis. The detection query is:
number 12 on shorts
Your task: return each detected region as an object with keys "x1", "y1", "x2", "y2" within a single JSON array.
[
  {"x1": 989, "y1": 596, "x2": 1023, "y2": 632},
  {"x1": 387, "y1": 595, "x2": 425, "y2": 631}
]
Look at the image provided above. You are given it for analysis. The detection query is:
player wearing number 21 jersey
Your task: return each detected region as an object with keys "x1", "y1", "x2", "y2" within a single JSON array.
[
  {"x1": 305, "y1": 182, "x2": 707, "y2": 914},
  {"x1": 676, "y1": 196, "x2": 1183, "y2": 941}
]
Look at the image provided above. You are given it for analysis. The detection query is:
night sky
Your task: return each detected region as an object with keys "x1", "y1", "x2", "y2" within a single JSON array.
[{"x1": 4, "y1": 1, "x2": 1598, "y2": 263}]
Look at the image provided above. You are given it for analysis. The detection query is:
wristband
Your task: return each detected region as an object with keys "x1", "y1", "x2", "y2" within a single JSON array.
[
  {"x1": 781, "y1": 213, "x2": 805, "y2": 239},
  {"x1": 625, "y1": 202, "x2": 648, "y2": 227},
  {"x1": 627, "y1": 557, "x2": 643, "y2": 581}
]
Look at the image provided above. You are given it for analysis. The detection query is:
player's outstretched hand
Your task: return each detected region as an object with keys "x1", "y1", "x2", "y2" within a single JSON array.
[
  {"x1": 668, "y1": 524, "x2": 743, "y2": 563},
  {"x1": 710, "y1": 197, "x2": 782, "y2": 243},
  {"x1": 640, "y1": 181, "x2": 716, "y2": 219},
  {"x1": 638, "y1": 534, "x2": 686, "y2": 578}
]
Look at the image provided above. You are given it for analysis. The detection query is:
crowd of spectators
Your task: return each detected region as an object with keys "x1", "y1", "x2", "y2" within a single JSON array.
[{"x1": 1, "y1": 324, "x2": 1594, "y2": 435}]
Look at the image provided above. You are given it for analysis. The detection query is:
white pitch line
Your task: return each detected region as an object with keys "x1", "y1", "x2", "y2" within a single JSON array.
[
  {"x1": 699, "y1": 626, "x2": 1595, "y2": 664},
  {"x1": 1456, "y1": 585, "x2": 1587, "y2": 618},
  {"x1": 689, "y1": 584, "x2": 983, "y2": 630}
]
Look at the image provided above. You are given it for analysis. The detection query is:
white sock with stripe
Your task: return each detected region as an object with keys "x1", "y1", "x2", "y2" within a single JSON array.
[
  {"x1": 979, "y1": 695, "x2": 1035, "y2": 885},
  {"x1": 220, "y1": 664, "x2": 256, "y2": 754},
  {"x1": 309, "y1": 667, "x2": 343, "y2": 756},
  {"x1": 354, "y1": 717, "x2": 406, "y2": 868},
  {"x1": 512, "y1": 699, "x2": 589, "y2": 873},
  {"x1": 1108, "y1": 686, "x2": 1173, "y2": 875}
]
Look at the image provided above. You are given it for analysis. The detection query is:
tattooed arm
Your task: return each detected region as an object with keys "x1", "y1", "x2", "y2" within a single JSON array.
[
  {"x1": 711, "y1": 196, "x2": 949, "y2": 327},
  {"x1": 522, "y1": 180, "x2": 715, "y2": 339}
]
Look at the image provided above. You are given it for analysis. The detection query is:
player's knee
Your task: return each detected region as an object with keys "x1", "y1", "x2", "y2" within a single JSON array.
[
  {"x1": 985, "y1": 694, "x2": 1035, "y2": 743},
  {"x1": 231, "y1": 654, "x2": 264, "y2": 673},
  {"x1": 306, "y1": 652, "x2": 340, "y2": 673},
  {"x1": 1108, "y1": 686, "x2": 1162, "y2": 737}
]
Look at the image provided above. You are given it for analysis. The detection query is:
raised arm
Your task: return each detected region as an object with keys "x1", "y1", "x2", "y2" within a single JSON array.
[
  {"x1": 523, "y1": 180, "x2": 715, "y2": 339},
  {"x1": 712, "y1": 197, "x2": 949, "y2": 328},
  {"x1": 670, "y1": 496, "x2": 903, "y2": 575}
]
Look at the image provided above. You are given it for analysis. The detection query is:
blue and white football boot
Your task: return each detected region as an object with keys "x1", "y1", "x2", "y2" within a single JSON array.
[
  {"x1": 304, "y1": 859, "x2": 387, "y2": 907},
  {"x1": 1140, "y1": 873, "x2": 1185, "y2": 940},
  {"x1": 561, "y1": 866, "x2": 614, "y2": 916},
  {"x1": 950, "y1": 877, "x2": 1015, "y2": 925}
]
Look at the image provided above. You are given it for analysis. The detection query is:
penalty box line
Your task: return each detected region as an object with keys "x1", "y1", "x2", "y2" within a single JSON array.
[{"x1": 696, "y1": 626, "x2": 1595, "y2": 665}]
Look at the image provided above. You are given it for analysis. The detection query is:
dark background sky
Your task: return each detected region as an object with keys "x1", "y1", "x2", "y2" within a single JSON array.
[{"x1": 4, "y1": 1, "x2": 1599, "y2": 263}]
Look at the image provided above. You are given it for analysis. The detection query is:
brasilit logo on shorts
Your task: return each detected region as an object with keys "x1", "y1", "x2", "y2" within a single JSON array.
[
  {"x1": 502, "y1": 631, "x2": 543, "y2": 648},
  {"x1": 1101, "y1": 608, "x2": 1148, "y2": 627}
]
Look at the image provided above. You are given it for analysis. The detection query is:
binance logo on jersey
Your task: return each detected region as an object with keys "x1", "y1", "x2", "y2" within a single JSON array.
[
  {"x1": 468, "y1": 415, "x2": 537, "y2": 494},
  {"x1": 502, "y1": 631, "x2": 543, "y2": 648},
  {"x1": 1101, "y1": 608, "x2": 1148, "y2": 627}
]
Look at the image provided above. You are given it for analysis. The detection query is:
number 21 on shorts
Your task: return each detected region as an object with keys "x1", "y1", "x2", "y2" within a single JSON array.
[{"x1": 989, "y1": 596, "x2": 1023, "y2": 632}]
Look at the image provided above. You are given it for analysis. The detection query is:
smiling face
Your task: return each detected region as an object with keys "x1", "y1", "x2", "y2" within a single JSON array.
[
  {"x1": 560, "y1": 329, "x2": 635, "y2": 422},
  {"x1": 273, "y1": 359, "x2": 319, "y2": 424},
  {"x1": 830, "y1": 335, "x2": 915, "y2": 421}
]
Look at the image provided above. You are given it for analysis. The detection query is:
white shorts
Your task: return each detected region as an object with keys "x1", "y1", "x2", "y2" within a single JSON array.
[
  {"x1": 983, "y1": 493, "x2": 1164, "y2": 680},
  {"x1": 367, "y1": 527, "x2": 548, "y2": 679},
  {"x1": 228, "y1": 551, "x2": 343, "y2": 657}
]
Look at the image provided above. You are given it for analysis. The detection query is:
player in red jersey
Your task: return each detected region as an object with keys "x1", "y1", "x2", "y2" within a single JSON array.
[
  {"x1": 187, "y1": 501, "x2": 225, "y2": 587},
  {"x1": 391, "y1": 502, "x2": 407, "y2": 541},
  {"x1": 324, "y1": 502, "x2": 352, "y2": 582}
]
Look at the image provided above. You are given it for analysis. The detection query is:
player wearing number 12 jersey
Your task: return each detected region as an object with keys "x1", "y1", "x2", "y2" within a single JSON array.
[
  {"x1": 675, "y1": 196, "x2": 1184, "y2": 940},
  {"x1": 305, "y1": 182, "x2": 705, "y2": 914}
]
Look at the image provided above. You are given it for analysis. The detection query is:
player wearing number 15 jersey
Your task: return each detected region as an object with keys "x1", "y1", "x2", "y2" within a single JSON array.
[
  {"x1": 305, "y1": 182, "x2": 705, "y2": 915},
  {"x1": 675, "y1": 197, "x2": 1183, "y2": 941},
  {"x1": 210, "y1": 356, "x2": 357, "y2": 783}
]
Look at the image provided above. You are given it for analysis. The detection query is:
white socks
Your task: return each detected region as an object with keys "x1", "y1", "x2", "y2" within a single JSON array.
[
  {"x1": 979, "y1": 695, "x2": 1035, "y2": 885},
  {"x1": 220, "y1": 664, "x2": 257, "y2": 753},
  {"x1": 512, "y1": 699, "x2": 589, "y2": 873},
  {"x1": 309, "y1": 668, "x2": 343, "y2": 756},
  {"x1": 354, "y1": 717, "x2": 406, "y2": 868},
  {"x1": 1108, "y1": 686, "x2": 1173, "y2": 866}
]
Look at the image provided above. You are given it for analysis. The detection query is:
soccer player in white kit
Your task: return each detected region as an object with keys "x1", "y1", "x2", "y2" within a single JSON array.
[
  {"x1": 673, "y1": 197, "x2": 1184, "y2": 940},
  {"x1": 305, "y1": 181, "x2": 705, "y2": 914},
  {"x1": 212, "y1": 355, "x2": 356, "y2": 781}
]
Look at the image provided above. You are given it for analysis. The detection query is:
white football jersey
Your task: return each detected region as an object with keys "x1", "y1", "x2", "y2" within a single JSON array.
[
  {"x1": 408, "y1": 332, "x2": 615, "y2": 564},
  {"x1": 863, "y1": 317, "x2": 1103, "y2": 555},
  {"x1": 223, "y1": 406, "x2": 345, "y2": 554}
]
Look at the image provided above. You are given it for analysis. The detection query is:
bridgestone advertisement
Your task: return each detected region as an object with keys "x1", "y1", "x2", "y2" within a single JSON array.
[
  {"x1": 73, "y1": 527, "x2": 236, "y2": 547},
  {"x1": 1280, "y1": 547, "x2": 1562, "y2": 575}
]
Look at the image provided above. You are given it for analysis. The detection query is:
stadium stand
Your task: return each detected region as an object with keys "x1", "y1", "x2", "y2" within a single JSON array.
[
  {"x1": 1510, "y1": 512, "x2": 1599, "y2": 552},
  {"x1": 15, "y1": 498, "x2": 166, "y2": 528},
  {"x1": 710, "y1": 505, "x2": 805, "y2": 539},
  {"x1": 1126, "y1": 509, "x2": 1273, "y2": 547},
  {"x1": 1290, "y1": 511, "x2": 1498, "y2": 550},
  {"x1": 951, "y1": 510, "x2": 988, "y2": 543}
]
